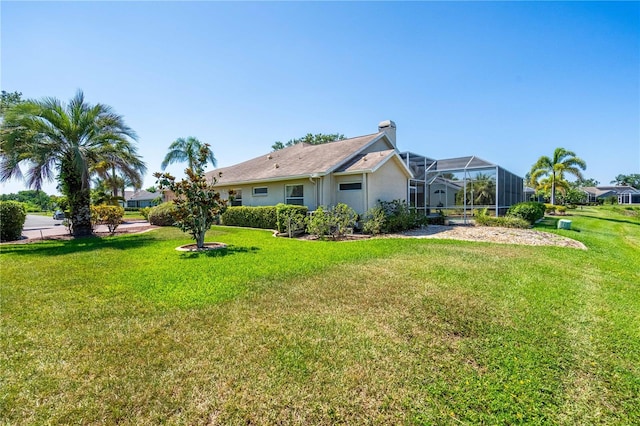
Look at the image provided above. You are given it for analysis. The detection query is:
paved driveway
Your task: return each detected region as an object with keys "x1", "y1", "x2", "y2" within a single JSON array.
[{"x1": 20, "y1": 214, "x2": 151, "y2": 240}]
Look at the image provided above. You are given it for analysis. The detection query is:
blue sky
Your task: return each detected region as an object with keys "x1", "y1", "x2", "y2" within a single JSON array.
[{"x1": 1, "y1": 1, "x2": 638, "y2": 195}]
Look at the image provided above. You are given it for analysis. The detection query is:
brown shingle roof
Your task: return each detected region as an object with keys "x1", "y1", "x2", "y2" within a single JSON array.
[
  {"x1": 210, "y1": 132, "x2": 386, "y2": 185},
  {"x1": 335, "y1": 149, "x2": 396, "y2": 173}
]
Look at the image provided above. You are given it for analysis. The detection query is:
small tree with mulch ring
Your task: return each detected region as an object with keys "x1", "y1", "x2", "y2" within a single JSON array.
[{"x1": 154, "y1": 145, "x2": 230, "y2": 249}]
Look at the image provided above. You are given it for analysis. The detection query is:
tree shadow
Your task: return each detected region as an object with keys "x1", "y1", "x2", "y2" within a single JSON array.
[
  {"x1": 179, "y1": 245, "x2": 261, "y2": 259},
  {"x1": 0, "y1": 234, "x2": 158, "y2": 257}
]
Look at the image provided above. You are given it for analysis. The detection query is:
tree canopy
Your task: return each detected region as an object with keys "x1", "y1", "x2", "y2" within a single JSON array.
[
  {"x1": 529, "y1": 148, "x2": 586, "y2": 205},
  {"x1": 0, "y1": 90, "x2": 144, "y2": 237},
  {"x1": 161, "y1": 136, "x2": 216, "y2": 171},
  {"x1": 611, "y1": 173, "x2": 640, "y2": 189},
  {"x1": 271, "y1": 133, "x2": 346, "y2": 151},
  {"x1": 0, "y1": 91, "x2": 22, "y2": 117}
]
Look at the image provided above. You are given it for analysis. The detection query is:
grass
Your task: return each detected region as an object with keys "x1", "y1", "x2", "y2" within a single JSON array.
[{"x1": 1, "y1": 207, "x2": 638, "y2": 424}]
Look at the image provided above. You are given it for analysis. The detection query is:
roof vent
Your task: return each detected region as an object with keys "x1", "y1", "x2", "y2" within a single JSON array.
[
  {"x1": 274, "y1": 163, "x2": 279, "y2": 169},
  {"x1": 378, "y1": 120, "x2": 396, "y2": 148},
  {"x1": 267, "y1": 154, "x2": 273, "y2": 160}
]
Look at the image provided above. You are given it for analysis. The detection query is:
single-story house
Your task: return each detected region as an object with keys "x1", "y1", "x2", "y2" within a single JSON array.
[
  {"x1": 210, "y1": 121, "x2": 412, "y2": 215},
  {"x1": 209, "y1": 120, "x2": 525, "y2": 215},
  {"x1": 125, "y1": 190, "x2": 165, "y2": 208},
  {"x1": 581, "y1": 185, "x2": 640, "y2": 204}
]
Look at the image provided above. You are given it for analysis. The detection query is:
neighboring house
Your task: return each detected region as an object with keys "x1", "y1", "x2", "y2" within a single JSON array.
[
  {"x1": 210, "y1": 121, "x2": 412, "y2": 215},
  {"x1": 125, "y1": 190, "x2": 164, "y2": 208},
  {"x1": 581, "y1": 185, "x2": 640, "y2": 204},
  {"x1": 209, "y1": 120, "x2": 525, "y2": 216}
]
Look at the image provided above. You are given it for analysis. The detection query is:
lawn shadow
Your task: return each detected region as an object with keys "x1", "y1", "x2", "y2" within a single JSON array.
[
  {"x1": 179, "y1": 245, "x2": 260, "y2": 259},
  {"x1": 576, "y1": 214, "x2": 639, "y2": 226},
  {"x1": 0, "y1": 234, "x2": 158, "y2": 256}
]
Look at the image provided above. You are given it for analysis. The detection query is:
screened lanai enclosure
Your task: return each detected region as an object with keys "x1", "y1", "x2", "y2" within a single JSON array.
[{"x1": 400, "y1": 152, "x2": 525, "y2": 221}]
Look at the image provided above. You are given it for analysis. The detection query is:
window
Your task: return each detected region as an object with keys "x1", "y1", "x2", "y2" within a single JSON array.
[
  {"x1": 231, "y1": 189, "x2": 242, "y2": 206},
  {"x1": 285, "y1": 184, "x2": 304, "y2": 205},
  {"x1": 339, "y1": 182, "x2": 362, "y2": 191},
  {"x1": 253, "y1": 187, "x2": 268, "y2": 196}
]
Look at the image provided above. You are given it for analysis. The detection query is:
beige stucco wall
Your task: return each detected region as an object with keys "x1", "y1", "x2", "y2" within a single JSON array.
[
  {"x1": 363, "y1": 138, "x2": 393, "y2": 154},
  {"x1": 218, "y1": 179, "x2": 318, "y2": 210},
  {"x1": 366, "y1": 159, "x2": 409, "y2": 211},
  {"x1": 334, "y1": 175, "x2": 365, "y2": 214}
]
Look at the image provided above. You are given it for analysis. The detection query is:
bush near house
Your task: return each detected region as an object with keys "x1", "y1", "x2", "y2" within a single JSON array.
[
  {"x1": 362, "y1": 199, "x2": 427, "y2": 234},
  {"x1": 275, "y1": 204, "x2": 308, "y2": 236},
  {"x1": 506, "y1": 201, "x2": 545, "y2": 224},
  {"x1": 221, "y1": 206, "x2": 278, "y2": 229},
  {"x1": 147, "y1": 202, "x2": 178, "y2": 226},
  {"x1": 0, "y1": 200, "x2": 27, "y2": 242},
  {"x1": 306, "y1": 203, "x2": 358, "y2": 239}
]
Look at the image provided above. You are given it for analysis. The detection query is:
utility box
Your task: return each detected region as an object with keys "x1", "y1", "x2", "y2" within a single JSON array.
[{"x1": 557, "y1": 219, "x2": 572, "y2": 230}]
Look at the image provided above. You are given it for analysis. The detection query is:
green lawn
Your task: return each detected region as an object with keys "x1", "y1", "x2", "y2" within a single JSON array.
[{"x1": 1, "y1": 207, "x2": 638, "y2": 424}]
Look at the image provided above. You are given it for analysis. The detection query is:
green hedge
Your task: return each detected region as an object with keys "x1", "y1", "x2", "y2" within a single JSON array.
[
  {"x1": 148, "y1": 202, "x2": 178, "y2": 226},
  {"x1": 506, "y1": 201, "x2": 545, "y2": 224},
  {"x1": 476, "y1": 208, "x2": 530, "y2": 229},
  {"x1": 0, "y1": 200, "x2": 27, "y2": 242},
  {"x1": 221, "y1": 206, "x2": 278, "y2": 229},
  {"x1": 275, "y1": 204, "x2": 308, "y2": 233}
]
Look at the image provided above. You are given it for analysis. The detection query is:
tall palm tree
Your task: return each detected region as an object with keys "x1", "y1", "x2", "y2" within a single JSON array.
[
  {"x1": 0, "y1": 91, "x2": 143, "y2": 237},
  {"x1": 161, "y1": 136, "x2": 216, "y2": 171},
  {"x1": 530, "y1": 148, "x2": 586, "y2": 205}
]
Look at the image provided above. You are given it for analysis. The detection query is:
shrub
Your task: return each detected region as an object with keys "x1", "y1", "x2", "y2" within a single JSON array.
[
  {"x1": 306, "y1": 203, "x2": 358, "y2": 239},
  {"x1": 362, "y1": 206, "x2": 386, "y2": 235},
  {"x1": 139, "y1": 207, "x2": 151, "y2": 221},
  {"x1": 221, "y1": 206, "x2": 277, "y2": 229},
  {"x1": 275, "y1": 204, "x2": 308, "y2": 237},
  {"x1": 555, "y1": 205, "x2": 567, "y2": 215},
  {"x1": 545, "y1": 203, "x2": 556, "y2": 215},
  {"x1": 91, "y1": 205, "x2": 125, "y2": 234},
  {"x1": 506, "y1": 201, "x2": 545, "y2": 224},
  {"x1": 475, "y1": 208, "x2": 529, "y2": 228},
  {"x1": 362, "y1": 200, "x2": 427, "y2": 234},
  {"x1": 147, "y1": 202, "x2": 178, "y2": 226},
  {"x1": 0, "y1": 201, "x2": 27, "y2": 242}
]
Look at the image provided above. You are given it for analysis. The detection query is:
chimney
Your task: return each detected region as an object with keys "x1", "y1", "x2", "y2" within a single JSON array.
[{"x1": 378, "y1": 120, "x2": 396, "y2": 147}]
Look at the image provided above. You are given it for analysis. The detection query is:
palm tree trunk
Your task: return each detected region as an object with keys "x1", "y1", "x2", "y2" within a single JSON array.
[
  {"x1": 70, "y1": 189, "x2": 93, "y2": 237},
  {"x1": 62, "y1": 162, "x2": 94, "y2": 237},
  {"x1": 551, "y1": 172, "x2": 556, "y2": 205}
]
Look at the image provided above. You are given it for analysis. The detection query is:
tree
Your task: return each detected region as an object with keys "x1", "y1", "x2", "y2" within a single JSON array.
[
  {"x1": 91, "y1": 138, "x2": 146, "y2": 200},
  {"x1": 529, "y1": 148, "x2": 586, "y2": 205},
  {"x1": 154, "y1": 144, "x2": 230, "y2": 249},
  {"x1": 271, "y1": 133, "x2": 346, "y2": 151},
  {"x1": 611, "y1": 174, "x2": 640, "y2": 189},
  {"x1": 0, "y1": 91, "x2": 22, "y2": 117},
  {"x1": 161, "y1": 136, "x2": 216, "y2": 171},
  {"x1": 573, "y1": 177, "x2": 600, "y2": 188},
  {"x1": 0, "y1": 90, "x2": 142, "y2": 237}
]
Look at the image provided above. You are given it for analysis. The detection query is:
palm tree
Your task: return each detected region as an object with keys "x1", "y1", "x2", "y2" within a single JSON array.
[
  {"x1": 0, "y1": 91, "x2": 143, "y2": 236},
  {"x1": 530, "y1": 148, "x2": 586, "y2": 205},
  {"x1": 161, "y1": 136, "x2": 216, "y2": 171},
  {"x1": 471, "y1": 173, "x2": 496, "y2": 205}
]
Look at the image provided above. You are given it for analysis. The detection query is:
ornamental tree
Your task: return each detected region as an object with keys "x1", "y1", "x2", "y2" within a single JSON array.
[{"x1": 154, "y1": 144, "x2": 229, "y2": 249}]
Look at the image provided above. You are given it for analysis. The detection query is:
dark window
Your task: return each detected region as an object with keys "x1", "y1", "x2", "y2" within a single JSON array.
[
  {"x1": 231, "y1": 189, "x2": 242, "y2": 206},
  {"x1": 253, "y1": 187, "x2": 268, "y2": 196},
  {"x1": 339, "y1": 182, "x2": 362, "y2": 191},
  {"x1": 285, "y1": 184, "x2": 304, "y2": 205}
]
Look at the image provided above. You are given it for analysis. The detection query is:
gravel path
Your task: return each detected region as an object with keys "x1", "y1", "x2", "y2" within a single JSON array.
[{"x1": 388, "y1": 225, "x2": 587, "y2": 249}]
